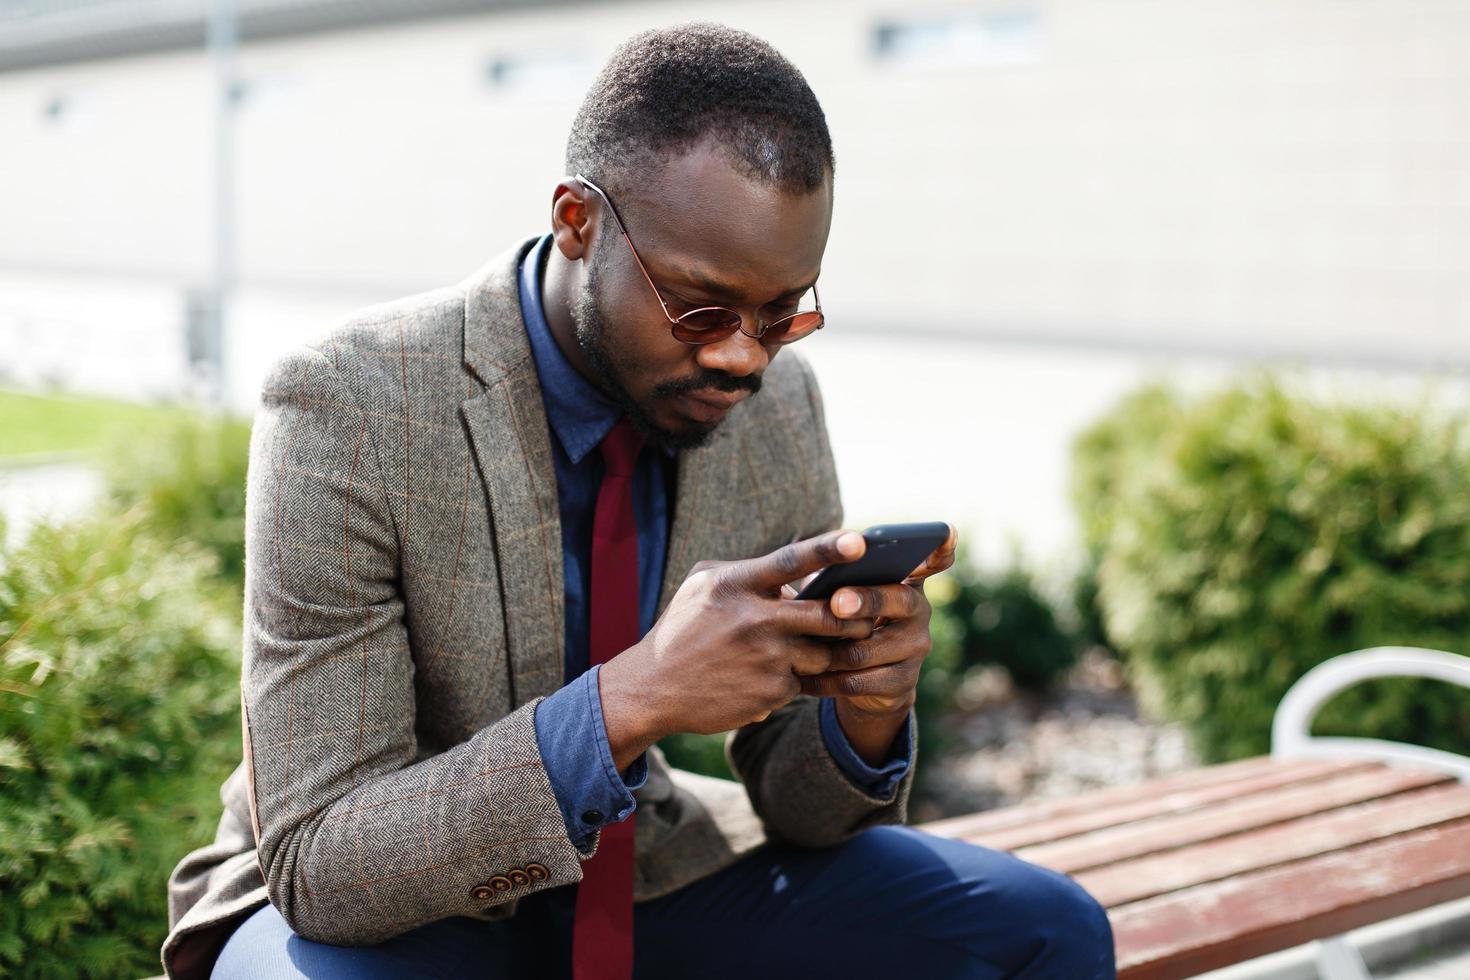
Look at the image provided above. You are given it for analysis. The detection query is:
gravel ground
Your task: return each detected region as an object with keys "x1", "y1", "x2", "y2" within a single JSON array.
[{"x1": 912, "y1": 648, "x2": 1199, "y2": 823}]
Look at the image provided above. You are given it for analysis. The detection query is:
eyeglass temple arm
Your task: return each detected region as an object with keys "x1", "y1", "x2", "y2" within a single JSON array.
[{"x1": 574, "y1": 173, "x2": 681, "y2": 324}]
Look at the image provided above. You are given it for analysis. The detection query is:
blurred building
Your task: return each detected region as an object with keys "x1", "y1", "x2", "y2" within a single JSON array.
[{"x1": 3, "y1": 0, "x2": 1468, "y2": 560}]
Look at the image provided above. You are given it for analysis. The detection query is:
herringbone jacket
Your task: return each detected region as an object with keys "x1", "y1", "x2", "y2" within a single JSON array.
[{"x1": 161, "y1": 236, "x2": 917, "y2": 979}]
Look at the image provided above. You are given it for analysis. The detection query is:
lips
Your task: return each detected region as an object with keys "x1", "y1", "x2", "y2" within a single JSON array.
[
  {"x1": 686, "y1": 390, "x2": 749, "y2": 411},
  {"x1": 678, "y1": 390, "x2": 749, "y2": 423}
]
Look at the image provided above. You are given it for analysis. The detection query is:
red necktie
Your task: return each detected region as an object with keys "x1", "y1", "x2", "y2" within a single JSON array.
[{"x1": 573, "y1": 416, "x2": 644, "y2": 980}]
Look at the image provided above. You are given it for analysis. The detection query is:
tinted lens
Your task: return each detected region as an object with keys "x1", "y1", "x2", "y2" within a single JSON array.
[
  {"x1": 672, "y1": 307, "x2": 742, "y2": 344},
  {"x1": 762, "y1": 311, "x2": 824, "y2": 344}
]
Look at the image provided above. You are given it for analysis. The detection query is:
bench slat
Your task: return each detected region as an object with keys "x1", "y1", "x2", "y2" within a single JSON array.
[
  {"x1": 918, "y1": 755, "x2": 1337, "y2": 840},
  {"x1": 1015, "y1": 765, "x2": 1452, "y2": 874},
  {"x1": 1079, "y1": 782, "x2": 1470, "y2": 907},
  {"x1": 1112, "y1": 817, "x2": 1470, "y2": 979},
  {"x1": 950, "y1": 760, "x2": 1376, "y2": 852}
]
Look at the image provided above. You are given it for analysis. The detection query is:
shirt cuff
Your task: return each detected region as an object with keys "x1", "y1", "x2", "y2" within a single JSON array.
[
  {"x1": 819, "y1": 696, "x2": 912, "y2": 799},
  {"x1": 533, "y1": 663, "x2": 649, "y2": 854}
]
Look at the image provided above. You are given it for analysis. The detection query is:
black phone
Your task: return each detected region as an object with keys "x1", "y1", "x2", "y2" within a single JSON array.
[{"x1": 794, "y1": 522, "x2": 951, "y2": 600}]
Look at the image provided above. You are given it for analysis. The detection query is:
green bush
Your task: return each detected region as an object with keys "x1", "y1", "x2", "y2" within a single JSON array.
[
  {"x1": 1071, "y1": 383, "x2": 1181, "y2": 556},
  {"x1": 1070, "y1": 384, "x2": 1181, "y2": 654},
  {"x1": 1084, "y1": 378, "x2": 1470, "y2": 761},
  {"x1": 944, "y1": 559, "x2": 1080, "y2": 691},
  {"x1": 657, "y1": 732, "x2": 735, "y2": 781},
  {"x1": 0, "y1": 509, "x2": 243, "y2": 978},
  {"x1": 913, "y1": 572, "x2": 966, "y2": 796},
  {"x1": 105, "y1": 412, "x2": 252, "y2": 585}
]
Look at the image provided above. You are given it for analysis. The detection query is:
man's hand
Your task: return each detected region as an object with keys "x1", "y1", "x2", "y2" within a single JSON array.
[
  {"x1": 789, "y1": 524, "x2": 958, "y2": 717},
  {"x1": 598, "y1": 529, "x2": 875, "y2": 766}
]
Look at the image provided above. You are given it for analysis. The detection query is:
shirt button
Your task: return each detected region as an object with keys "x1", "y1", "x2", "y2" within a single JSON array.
[{"x1": 581, "y1": 809, "x2": 604, "y2": 824}]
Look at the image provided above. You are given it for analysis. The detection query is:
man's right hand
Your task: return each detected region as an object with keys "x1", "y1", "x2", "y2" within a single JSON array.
[{"x1": 597, "y1": 529, "x2": 874, "y2": 769}]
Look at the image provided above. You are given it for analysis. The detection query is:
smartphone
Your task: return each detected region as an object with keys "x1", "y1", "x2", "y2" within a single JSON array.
[{"x1": 794, "y1": 522, "x2": 951, "y2": 600}]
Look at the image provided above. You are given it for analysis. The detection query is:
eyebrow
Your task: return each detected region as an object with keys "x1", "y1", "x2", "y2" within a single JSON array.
[{"x1": 676, "y1": 268, "x2": 818, "y2": 304}]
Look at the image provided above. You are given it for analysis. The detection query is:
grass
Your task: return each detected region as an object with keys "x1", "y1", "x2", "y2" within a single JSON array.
[{"x1": 0, "y1": 388, "x2": 190, "y2": 461}]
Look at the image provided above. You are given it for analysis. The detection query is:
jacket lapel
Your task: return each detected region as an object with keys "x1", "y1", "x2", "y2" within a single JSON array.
[
  {"x1": 657, "y1": 425, "x2": 746, "y2": 618},
  {"x1": 455, "y1": 237, "x2": 794, "y2": 698},
  {"x1": 460, "y1": 239, "x2": 566, "y2": 708}
]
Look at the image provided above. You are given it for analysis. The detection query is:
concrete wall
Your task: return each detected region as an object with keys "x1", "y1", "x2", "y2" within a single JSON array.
[
  {"x1": 4, "y1": 0, "x2": 1468, "y2": 560},
  {"x1": 3, "y1": 0, "x2": 1467, "y2": 365}
]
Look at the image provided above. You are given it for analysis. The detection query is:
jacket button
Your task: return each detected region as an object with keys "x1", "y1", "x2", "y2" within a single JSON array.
[
  {"x1": 527, "y1": 863, "x2": 549, "y2": 881},
  {"x1": 508, "y1": 868, "x2": 530, "y2": 886},
  {"x1": 471, "y1": 884, "x2": 494, "y2": 901},
  {"x1": 581, "y1": 809, "x2": 604, "y2": 824},
  {"x1": 489, "y1": 875, "x2": 513, "y2": 893}
]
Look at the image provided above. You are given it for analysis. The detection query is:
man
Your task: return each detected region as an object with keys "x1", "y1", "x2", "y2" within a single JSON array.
[{"x1": 163, "y1": 23, "x2": 1114, "y2": 980}]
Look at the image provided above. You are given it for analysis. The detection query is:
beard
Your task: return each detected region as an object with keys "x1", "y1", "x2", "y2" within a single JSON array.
[{"x1": 570, "y1": 250, "x2": 761, "y2": 453}]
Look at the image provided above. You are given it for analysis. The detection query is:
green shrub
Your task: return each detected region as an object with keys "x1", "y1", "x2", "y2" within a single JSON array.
[
  {"x1": 657, "y1": 733, "x2": 735, "y2": 781},
  {"x1": 1069, "y1": 558, "x2": 1111, "y2": 654},
  {"x1": 1070, "y1": 384, "x2": 1181, "y2": 654},
  {"x1": 951, "y1": 562, "x2": 1079, "y2": 691},
  {"x1": 913, "y1": 572, "x2": 965, "y2": 796},
  {"x1": 1086, "y1": 378, "x2": 1470, "y2": 761},
  {"x1": 105, "y1": 412, "x2": 252, "y2": 585},
  {"x1": 0, "y1": 510, "x2": 243, "y2": 978},
  {"x1": 1071, "y1": 383, "x2": 1181, "y2": 556}
]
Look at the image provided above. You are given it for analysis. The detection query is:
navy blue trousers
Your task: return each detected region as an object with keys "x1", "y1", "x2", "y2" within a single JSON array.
[{"x1": 213, "y1": 825, "x2": 1115, "y2": 979}]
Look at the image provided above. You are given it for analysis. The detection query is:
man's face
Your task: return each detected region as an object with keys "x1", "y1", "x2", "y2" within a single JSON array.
[{"x1": 569, "y1": 141, "x2": 832, "y2": 451}]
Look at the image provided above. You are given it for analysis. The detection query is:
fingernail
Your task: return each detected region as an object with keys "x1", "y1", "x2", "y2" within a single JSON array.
[
  {"x1": 837, "y1": 532, "x2": 863, "y2": 557},
  {"x1": 836, "y1": 592, "x2": 860, "y2": 615}
]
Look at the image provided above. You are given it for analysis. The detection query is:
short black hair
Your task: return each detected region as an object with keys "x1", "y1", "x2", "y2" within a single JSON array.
[{"x1": 566, "y1": 23, "x2": 834, "y2": 198}]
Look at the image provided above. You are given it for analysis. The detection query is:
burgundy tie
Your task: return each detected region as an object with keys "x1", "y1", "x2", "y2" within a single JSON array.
[{"x1": 573, "y1": 416, "x2": 644, "y2": 980}]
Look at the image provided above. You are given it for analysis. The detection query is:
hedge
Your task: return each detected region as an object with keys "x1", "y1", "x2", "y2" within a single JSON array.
[
  {"x1": 0, "y1": 510, "x2": 243, "y2": 978},
  {"x1": 1080, "y1": 378, "x2": 1470, "y2": 761}
]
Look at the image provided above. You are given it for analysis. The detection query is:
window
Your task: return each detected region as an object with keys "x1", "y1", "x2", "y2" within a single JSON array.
[{"x1": 873, "y1": 9, "x2": 1043, "y2": 70}]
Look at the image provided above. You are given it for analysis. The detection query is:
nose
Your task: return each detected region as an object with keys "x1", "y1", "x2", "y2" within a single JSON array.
[{"x1": 695, "y1": 324, "x2": 771, "y2": 379}]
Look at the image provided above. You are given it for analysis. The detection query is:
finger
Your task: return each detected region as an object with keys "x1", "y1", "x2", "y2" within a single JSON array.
[
  {"x1": 773, "y1": 598, "x2": 876, "y2": 640},
  {"x1": 823, "y1": 619, "x2": 923, "y2": 671},
  {"x1": 829, "y1": 631, "x2": 905, "y2": 669},
  {"x1": 907, "y1": 524, "x2": 959, "y2": 581},
  {"x1": 798, "y1": 661, "x2": 915, "y2": 699},
  {"x1": 831, "y1": 583, "x2": 924, "y2": 621},
  {"x1": 788, "y1": 636, "x2": 842, "y2": 677},
  {"x1": 780, "y1": 571, "x2": 829, "y2": 601},
  {"x1": 731, "y1": 529, "x2": 865, "y2": 593}
]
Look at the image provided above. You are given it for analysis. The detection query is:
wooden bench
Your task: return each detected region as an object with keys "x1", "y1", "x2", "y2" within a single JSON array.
[{"x1": 917, "y1": 647, "x2": 1470, "y2": 979}]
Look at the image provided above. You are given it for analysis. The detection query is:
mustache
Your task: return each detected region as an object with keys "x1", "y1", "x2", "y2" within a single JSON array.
[{"x1": 651, "y1": 370, "x2": 762, "y2": 400}]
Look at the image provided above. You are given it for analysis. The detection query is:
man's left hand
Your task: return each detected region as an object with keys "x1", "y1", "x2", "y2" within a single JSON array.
[{"x1": 786, "y1": 524, "x2": 958, "y2": 716}]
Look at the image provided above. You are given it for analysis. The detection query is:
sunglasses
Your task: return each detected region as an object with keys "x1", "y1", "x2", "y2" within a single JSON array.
[{"x1": 575, "y1": 173, "x2": 825, "y2": 346}]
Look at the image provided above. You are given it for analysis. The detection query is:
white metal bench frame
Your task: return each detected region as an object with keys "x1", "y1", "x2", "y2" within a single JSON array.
[{"x1": 1269, "y1": 646, "x2": 1470, "y2": 980}]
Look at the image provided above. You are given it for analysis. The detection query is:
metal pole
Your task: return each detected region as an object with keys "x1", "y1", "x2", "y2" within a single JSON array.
[{"x1": 206, "y1": 0, "x2": 237, "y2": 407}]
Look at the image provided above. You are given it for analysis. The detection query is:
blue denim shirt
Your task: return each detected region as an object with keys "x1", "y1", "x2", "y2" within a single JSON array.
[{"x1": 521, "y1": 234, "x2": 912, "y2": 853}]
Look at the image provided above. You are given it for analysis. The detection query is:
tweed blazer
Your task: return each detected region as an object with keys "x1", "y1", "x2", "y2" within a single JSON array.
[{"x1": 161, "y1": 236, "x2": 918, "y2": 979}]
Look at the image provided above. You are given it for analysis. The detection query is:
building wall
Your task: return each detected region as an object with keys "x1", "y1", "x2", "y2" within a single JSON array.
[
  {"x1": 4, "y1": 0, "x2": 1468, "y2": 365},
  {"x1": 2, "y1": 0, "x2": 1468, "y2": 561}
]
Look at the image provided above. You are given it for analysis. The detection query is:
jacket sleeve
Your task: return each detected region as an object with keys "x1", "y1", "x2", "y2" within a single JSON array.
[
  {"x1": 242, "y1": 346, "x2": 588, "y2": 946},
  {"x1": 723, "y1": 355, "x2": 918, "y2": 847}
]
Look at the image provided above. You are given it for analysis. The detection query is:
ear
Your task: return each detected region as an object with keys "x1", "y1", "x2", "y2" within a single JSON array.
[{"x1": 551, "y1": 178, "x2": 597, "y2": 262}]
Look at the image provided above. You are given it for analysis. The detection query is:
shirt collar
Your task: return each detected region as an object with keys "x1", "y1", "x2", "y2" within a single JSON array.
[{"x1": 519, "y1": 234, "x2": 624, "y2": 465}]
